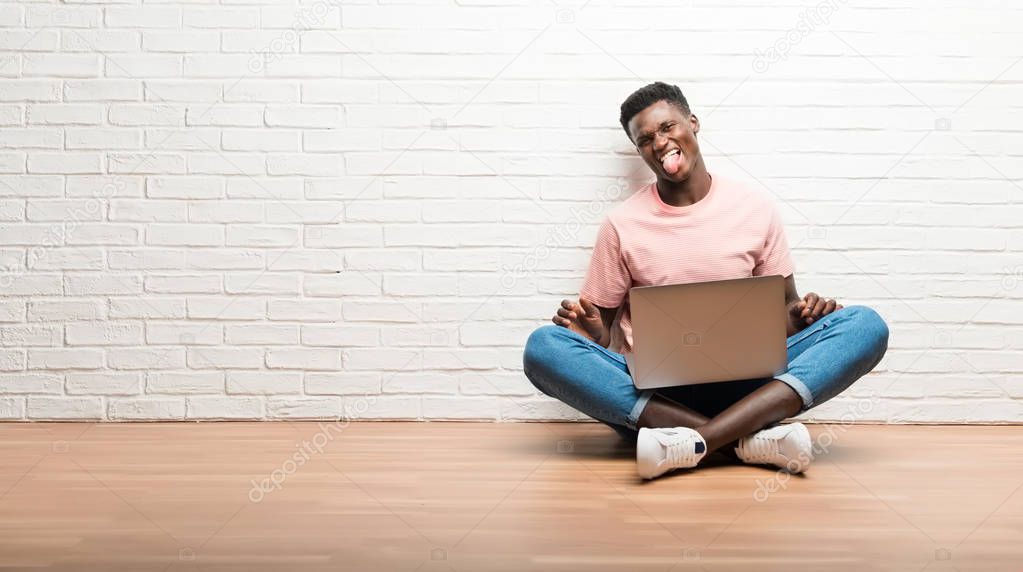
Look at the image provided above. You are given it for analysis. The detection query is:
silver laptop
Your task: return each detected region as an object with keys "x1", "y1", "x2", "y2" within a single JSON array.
[{"x1": 627, "y1": 275, "x2": 788, "y2": 390}]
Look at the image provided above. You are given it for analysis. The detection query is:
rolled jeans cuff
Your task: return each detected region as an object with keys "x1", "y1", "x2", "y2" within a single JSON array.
[
  {"x1": 626, "y1": 389, "x2": 655, "y2": 430},
  {"x1": 774, "y1": 372, "x2": 814, "y2": 411}
]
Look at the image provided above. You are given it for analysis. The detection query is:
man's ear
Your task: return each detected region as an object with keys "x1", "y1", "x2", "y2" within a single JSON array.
[{"x1": 689, "y1": 113, "x2": 700, "y2": 135}]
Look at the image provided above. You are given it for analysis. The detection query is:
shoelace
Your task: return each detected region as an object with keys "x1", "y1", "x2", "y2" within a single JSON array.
[
  {"x1": 656, "y1": 429, "x2": 700, "y2": 468},
  {"x1": 737, "y1": 432, "x2": 781, "y2": 464}
]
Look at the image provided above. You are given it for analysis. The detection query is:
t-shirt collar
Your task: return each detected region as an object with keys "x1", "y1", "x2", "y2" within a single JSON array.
[{"x1": 651, "y1": 173, "x2": 717, "y2": 216}]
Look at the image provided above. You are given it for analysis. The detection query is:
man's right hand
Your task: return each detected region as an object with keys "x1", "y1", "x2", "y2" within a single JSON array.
[{"x1": 552, "y1": 297, "x2": 608, "y2": 345}]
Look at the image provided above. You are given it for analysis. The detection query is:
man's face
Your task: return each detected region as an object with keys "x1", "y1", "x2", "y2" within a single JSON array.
[{"x1": 627, "y1": 100, "x2": 701, "y2": 182}]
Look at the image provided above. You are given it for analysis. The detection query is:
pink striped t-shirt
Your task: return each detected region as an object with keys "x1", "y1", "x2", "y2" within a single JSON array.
[{"x1": 579, "y1": 173, "x2": 795, "y2": 368}]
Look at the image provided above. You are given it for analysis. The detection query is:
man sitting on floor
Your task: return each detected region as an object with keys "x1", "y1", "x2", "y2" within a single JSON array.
[{"x1": 522, "y1": 81, "x2": 889, "y2": 479}]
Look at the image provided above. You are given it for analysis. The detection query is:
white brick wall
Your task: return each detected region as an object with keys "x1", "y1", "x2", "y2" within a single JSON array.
[{"x1": 0, "y1": 0, "x2": 1021, "y2": 423}]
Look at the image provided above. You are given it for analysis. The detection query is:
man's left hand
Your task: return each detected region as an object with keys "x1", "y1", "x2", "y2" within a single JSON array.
[{"x1": 786, "y1": 292, "x2": 842, "y2": 336}]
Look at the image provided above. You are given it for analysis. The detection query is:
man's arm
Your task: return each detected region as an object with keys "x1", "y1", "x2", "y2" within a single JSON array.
[
  {"x1": 783, "y1": 274, "x2": 800, "y2": 306},
  {"x1": 783, "y1": 274, "x2": 843, "y2": 337},
  {"x1": 595, "y1": 304, "x2": 619, "y2": 349}
]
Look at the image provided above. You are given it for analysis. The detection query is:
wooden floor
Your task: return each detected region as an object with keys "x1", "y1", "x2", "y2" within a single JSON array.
[{"x1": 0, "y1": 422, "x2": 1020, "y2": 571}]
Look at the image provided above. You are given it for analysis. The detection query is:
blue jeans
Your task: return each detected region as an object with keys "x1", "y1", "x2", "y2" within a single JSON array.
[{"x1": 522, "y1": 305, "x2": 889, "y2": 441}]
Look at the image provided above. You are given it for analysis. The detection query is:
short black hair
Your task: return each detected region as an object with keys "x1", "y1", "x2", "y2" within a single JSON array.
[{"x1": 619, "y1": 81, "x2": 691, "y2": 141}]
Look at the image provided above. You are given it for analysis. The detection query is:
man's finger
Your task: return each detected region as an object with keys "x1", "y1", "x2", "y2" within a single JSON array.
[
  {"x1": 579, "y1": 298, "x2": 599, "y2": 317},
  {"x1": 811, "y1": 297, "x2": 827, "y2": 317},
  {"x1": 823, "y1": 299, "x2": 837, "y2": 315},
  {"x1": 802, "y1": 293, "x2": 819, "y2": 317}
]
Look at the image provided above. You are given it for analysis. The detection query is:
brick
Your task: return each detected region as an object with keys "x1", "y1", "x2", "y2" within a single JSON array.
[
  {"x1": 66, "y1": 372, "x2": 140, "y2": 395},
  {"x1": 27, "y1": 348, "x2": 103, "y2": 370},
  {"x1": 28, "y1": 397, "x2": 104, "y2": 420},
  {"x1": 304, "y1": 372, "x2": 381, "y2": 395},
  {"x1": 266, "y1": 348, "x2": 342, "y2": 370},
  {"x1": 0, "y1": 373, "x2": 62, "y2": 394},
  {"x1": 65, "y1": 322, "x2": 144, "y2": 346},
  {"x1": 147, "y1": 371, "x2": 223, "y2": 394},
  {"x1": 266, "y1": 397, "x2": 342, "y2": 419},
  {"x1": 0, "y1": 397, "x2": 24, "y2": 419},
  {"x1": 186, "y1": 396, "x2": 263, "y2": 419},
  {"x1": 107, "y1": 348, "x2": 185, "y2": 370},
  {"x1": 226, "y1": 371, "x2": 301, "y2": 394},
  {"x1": 108, "y1": 398, "x2": 185, "y2": 420},
  {"x1": 187, "y1": 347, "x2": 263, "y2": 369}
]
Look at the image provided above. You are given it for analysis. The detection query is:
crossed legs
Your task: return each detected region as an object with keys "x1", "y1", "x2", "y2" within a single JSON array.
[
  {"x1": 637, "y1": 381, "x2": 801, "y2": 456},
  {"x1": 522, "y1": 305, "x2": 889, "y2": 466}
]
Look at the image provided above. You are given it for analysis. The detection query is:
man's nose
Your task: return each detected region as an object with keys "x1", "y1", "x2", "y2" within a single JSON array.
[{"x1": 653, "y1": 132, "x2": 669, "y2": 150}]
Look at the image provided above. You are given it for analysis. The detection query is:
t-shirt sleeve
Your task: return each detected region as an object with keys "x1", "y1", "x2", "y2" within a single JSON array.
[
  {"x1": 753, "y1": 202, "x2": 795, "y2": 278},
  {"x1": 579, "y1": 217, "x2": 631, "y2": 308}
]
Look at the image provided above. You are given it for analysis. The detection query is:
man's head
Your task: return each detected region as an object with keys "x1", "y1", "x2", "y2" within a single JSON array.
[{"x1": 620, "y1": 82, "x2": 702, "y2": 182}]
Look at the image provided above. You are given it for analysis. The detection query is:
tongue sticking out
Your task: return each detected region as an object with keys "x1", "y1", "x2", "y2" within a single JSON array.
[{"x1": 661, "y1": 151, "x2": 682, "y2": 175}]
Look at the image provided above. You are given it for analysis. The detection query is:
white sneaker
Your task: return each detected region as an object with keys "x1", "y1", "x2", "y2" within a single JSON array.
[
  {"x1": 735, "y1": 422, "x2": 813, "y2": 474},
  {"x1": 636, "y1": 427, "x2": 707, "y2": 480}
]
